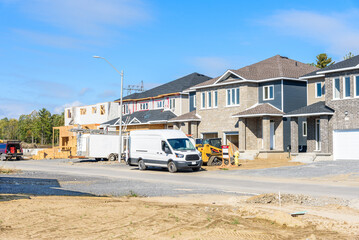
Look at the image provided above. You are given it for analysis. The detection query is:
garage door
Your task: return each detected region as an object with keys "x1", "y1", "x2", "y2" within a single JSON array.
[{"x1": 333, "y1": 129, "x2": 359, "y2": 160}]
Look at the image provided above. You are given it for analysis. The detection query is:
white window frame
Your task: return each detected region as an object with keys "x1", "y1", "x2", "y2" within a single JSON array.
[
  {"x1": 333, "y1": 78, "x2": 341, "y2": 100},
  {"x1": 302, "y1": 121, "x2": 307, "y2": 137},
  {"x1": 193, "y1": 95, "x2": 196, "y2": 108},
  {"x1": 315, "y1": 82, "x2": 322, "y2": 98},
  {"x1": 226, "y1": 87, "x2": 240, "y2": 107},
  {"x1": 355, "y1": 75, "x2": 359, "y2": 98},
  {"x1": 343, "y1": 76, "x2": 351, "y2": 99},
  {"x1": 263, "y1": 85, "x2": 274, "y2": 101},
  {"x1": 213, "y1": 90, "x2": 218, "y2": 108},
  {"x1": 201, "y1": 92, "x2": 206, "y2": 109},
  {"x1": 207, "y1": 91, "x2": 212, "y2": 108}
]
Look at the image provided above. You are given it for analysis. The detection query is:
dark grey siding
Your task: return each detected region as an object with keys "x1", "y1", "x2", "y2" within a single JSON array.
[
  {"x1": 282, "y1": 80, "x2": 307, "y2": 112},
  {"x1": 282, "y1": 80, "x2": 308, "y2": 152},
  {"x1": 258, "y1": 80, "x2": 282, "y2": 110},
  {"x1": 189, "y1": 92, "x2": 196, "y2": 112}
]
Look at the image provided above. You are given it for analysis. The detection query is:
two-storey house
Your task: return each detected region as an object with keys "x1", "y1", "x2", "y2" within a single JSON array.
[
  {"x1": 287, "y1": 55, "x2": 359, "y2": 161},
  {"x1": 101, "y1": 73, "x2": 211, "y2": 133},
  {"x1": 183, "y1": 55, "x2": 317, "y2": 158}
]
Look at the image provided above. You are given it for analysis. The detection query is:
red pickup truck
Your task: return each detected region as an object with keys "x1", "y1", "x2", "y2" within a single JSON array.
[{"x1": 0, "y1": 141, "x2": 23, "y2": 160}]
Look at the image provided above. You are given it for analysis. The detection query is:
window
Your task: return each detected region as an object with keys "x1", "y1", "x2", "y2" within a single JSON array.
[
  {"x1": 170, "y1": 98, "x2": 175, "y2": 110},
  {"x1": 355, "y1": 76, "x2": 359, "y2": 97},
  {"x1": 263, "y1": 85, "x2": 274, "y2": 100},
  {"x1": 303, "y1": 121, "x2": 307, "y2": 137},
  {"x1": 207, "y1": 91, "x2": 212, "y2": 108},
  {"x1": 140, "y1": 102, "x2": 148, "y2": 110},
  {"x1": 92, "y1": 107, "x2": 97, "y2": 114},
  {"x1": 156, "y1": 100, "x2": 164, "y2": 108},
  {"x1": 123, "y1": 104, "x2": 129, "y2": 114},
  {"x1": 333, "y1": 78, "x2": 340, "y2": 99},
  {"x1": 100, "y1": 105, "x2": 105, "y2": 115},
  {"x1": 67, "y1": 109, "x2": 71, "y2": 118},
  {"x1": 226, "y1": 87, "x2": 240, "y2": 106},
  {"x1": 80, "y1": 108, "x2": 86, "y2": 115},
  {"x1": 201, "y1": 92, "x2": 206, "y2": 108},
  {"x1": 214, "y1": 91, "x2": 218, "y2": 107},
  {"x1": 344, "y1": 76, "x2": 351, "y2": 98},
  {"x1": 315, "y1": 82, "x2": 322, "y2": 98}
]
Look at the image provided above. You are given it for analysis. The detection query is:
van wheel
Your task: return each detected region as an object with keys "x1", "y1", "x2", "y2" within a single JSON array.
[
  {"x1": 168, "y1": 161, "x2": 177, "y2": 173},
  {"x1": 138, "y1": 159, "x2": 146, "y2": 171},
  {"x1": 108, "y1": 153, "x2": 117, "y2": 161}
]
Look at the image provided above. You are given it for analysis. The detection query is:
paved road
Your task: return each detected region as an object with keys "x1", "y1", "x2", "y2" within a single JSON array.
[{"x1": 1, "y1": 159, "x2": 359, "y2": 200}]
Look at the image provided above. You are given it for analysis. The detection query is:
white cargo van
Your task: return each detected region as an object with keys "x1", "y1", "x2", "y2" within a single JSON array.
[{"x1": 127, "y1": 130, "x2": 202, "y2": 173}]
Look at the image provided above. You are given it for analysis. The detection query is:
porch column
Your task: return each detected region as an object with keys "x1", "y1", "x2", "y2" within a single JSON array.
[
  {"x1": 320, "y1": 115, "x2": 329, "y2": 153},
  {"x1": 290, "y1": 117, "x2": 299, "y2": 153},
  {"x1": 262, "y1": 117, "x2": 270, "y2": 151},
  {"x1": 238, "y1": 118, "x2": 245, "y2": 151},
  {"x1": 190, "y1": 122, "x2": 199, "y2": 138}
]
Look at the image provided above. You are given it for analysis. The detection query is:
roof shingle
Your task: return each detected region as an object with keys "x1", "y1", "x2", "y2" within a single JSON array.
[
  {"x1": 102, "y1": 109, "x2": 177, "y2": 126},
  {"x1": 232, "y1": 103, "x2": 284, "y2": 117},
  {"x1": 168, "y1": 111, "x2": 201, "y2": 122},
  {"x1": 285, "y1": 101, "x2": 334, "y2": 116},
  {"x1": 118, "y1": 72, "x2": 211, "y2": 101},
  {"x1": 193, "y1": 55, "x2": 318, "y2": 89}
]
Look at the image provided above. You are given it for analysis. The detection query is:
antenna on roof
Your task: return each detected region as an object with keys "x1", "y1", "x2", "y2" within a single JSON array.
[{"x1": 124, "y1": 81, "x2": 145, "y2": 95}]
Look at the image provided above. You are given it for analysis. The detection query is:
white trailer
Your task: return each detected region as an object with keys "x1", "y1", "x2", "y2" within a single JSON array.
[{"x1": 77, "y1": 134, "x2": 126, "y2": 161}]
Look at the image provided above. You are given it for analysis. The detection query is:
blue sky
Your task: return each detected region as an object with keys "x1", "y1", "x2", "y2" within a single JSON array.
[{"x1": 1, "y1": 0, "x2": 359, "y2": 118}]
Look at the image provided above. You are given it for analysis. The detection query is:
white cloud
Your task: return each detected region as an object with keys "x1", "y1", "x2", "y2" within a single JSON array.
[
  {"x1": 54, "y1": 100, "x2": 83, "y2": 114},
  {"x1": 0, "y1": 98, "x2": 42, "y2": 119},
  {"x1": 191, "y1": 57, "x2": 232, "y2": 77},
  {"x1": 262, "y1": 9, "x2": 359, "y2": 56},
  {"x1": 18, "y1": 0, "x2": 151, "y2": 36},
  {"x1": 79, "y1": 87, "x2": 92, "y2": 96}
]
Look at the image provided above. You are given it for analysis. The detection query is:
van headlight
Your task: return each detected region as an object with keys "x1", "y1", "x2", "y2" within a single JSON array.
[{"x1": 175, "y1": 153, "x2": 184, "y2": 158}]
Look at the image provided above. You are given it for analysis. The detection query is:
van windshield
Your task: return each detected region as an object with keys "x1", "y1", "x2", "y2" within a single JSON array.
[{"x1": 167, "y1": 138, "x2": 195, "y2": 151}]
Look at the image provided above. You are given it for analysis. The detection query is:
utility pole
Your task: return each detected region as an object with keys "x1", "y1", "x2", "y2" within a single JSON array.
[{"x1": 93, "y1": 56, "x2": 124, "y2": 162}]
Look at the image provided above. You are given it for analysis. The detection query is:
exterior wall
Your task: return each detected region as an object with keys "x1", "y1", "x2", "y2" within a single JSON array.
[
  {"x1": 65, "y1": 102, "x2": 120, "y2": 126},
  {"x1": 324, "y1": 70, "x2": 359, "y2": 153},
  {"x1": 197, "y1": 83, "x2": 258, "y2": 143},
  {"x1": 307, "y1": 77, "x2": 325, "y2": 105},
  {"x1": 179, "y1": 94, "x2": 189, "y2": 116},
  {"x1": 258, "y1": 80, "x2": 282, "y2": 110},
  {"x1": 283, "y1": 80, "x2": 307, "y2": 112}
]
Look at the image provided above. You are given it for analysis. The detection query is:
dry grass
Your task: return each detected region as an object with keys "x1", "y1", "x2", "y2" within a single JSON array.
[{"x1": 0, "y1": 167, "x2": 19, "y2": 174}]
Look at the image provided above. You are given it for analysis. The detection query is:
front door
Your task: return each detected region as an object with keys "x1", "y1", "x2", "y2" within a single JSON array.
[
  {"x1": 270, "y1": 121, "x2": 275, "y2": 150},
  {"x1": 315, "y1": 118, "x2": 321, "y2": 151}
]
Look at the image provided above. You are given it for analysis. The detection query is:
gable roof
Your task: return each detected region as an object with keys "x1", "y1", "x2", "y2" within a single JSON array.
[
  {"x1": 117, "y1": 72, "x2": 211, "y2": 102},
  {"x1": 101, "y1": 109, "x2": 177, "y2": 126},
  {"x1": 168, "y1": 111, "x2": 201, "y2": 122},
  {"x1": 285, "y1": 101, "x2": 334, "y2": 117},
  {"x1": 232, "y1": 103, "x2": 284, "y2": 118},
  {"x1": 317, "y1": 54, "x2": 359, "y2": 74},
  {"x1": 193, "y1": 55, "x2": 318, "y2": 89}
]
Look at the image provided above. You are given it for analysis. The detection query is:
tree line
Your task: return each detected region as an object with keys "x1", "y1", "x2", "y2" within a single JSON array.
[{"x1": 0, "y1": 108, "x2": 64, "y2": 145}]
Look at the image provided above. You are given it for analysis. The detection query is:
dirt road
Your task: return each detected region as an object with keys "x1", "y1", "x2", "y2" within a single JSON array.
[{"x1": 1, "y1": 194, "x2": 358, "y2": 240}]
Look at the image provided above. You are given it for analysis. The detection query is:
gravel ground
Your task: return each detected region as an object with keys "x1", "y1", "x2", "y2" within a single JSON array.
[
  {"x1": 221, "y1": 160, "x2": 359, "y2": 178},
  {"x1": 0, "y1": 170, "x2": 247, "y2": 197}
]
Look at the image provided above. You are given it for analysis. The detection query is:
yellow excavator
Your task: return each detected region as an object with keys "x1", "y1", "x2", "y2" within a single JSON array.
[{"x1": 196, "y1": 138, "x2": 224, "y2": 166}]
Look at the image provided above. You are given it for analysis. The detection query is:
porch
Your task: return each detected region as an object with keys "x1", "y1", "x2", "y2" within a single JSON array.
[
  {"x1": 285, "y1": 101, "x2": 334, "y2": 159},
  {"x1": 233, "y1": 103, "x2": 285, "y2": 153}
]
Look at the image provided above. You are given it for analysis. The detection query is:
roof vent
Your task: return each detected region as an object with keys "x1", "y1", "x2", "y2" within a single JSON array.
[{"x1": 280, "y1": 56, "x2": 288, "y2": 59}]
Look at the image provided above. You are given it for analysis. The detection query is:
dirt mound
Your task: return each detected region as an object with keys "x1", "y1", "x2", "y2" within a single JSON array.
[{"x1": 246, "y1": 193, "x2": 349, "y2": 207}]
